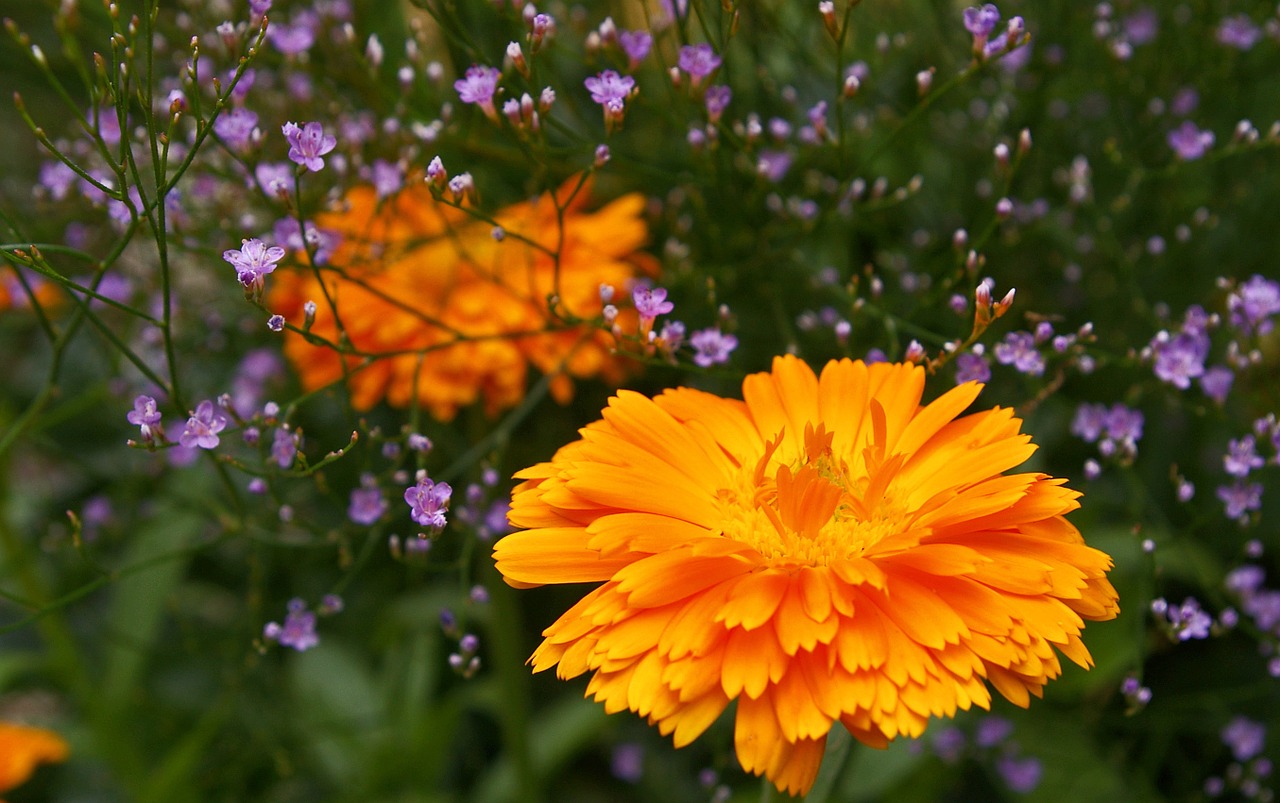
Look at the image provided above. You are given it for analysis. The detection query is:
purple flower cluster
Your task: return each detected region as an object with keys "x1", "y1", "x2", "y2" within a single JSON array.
[
  {"x1": 689, "y1": 328, "x2": 738, "y2": 367},
  {"x1": 223, "y1": 238, "x2": 285, "y2": 290},
  {"x1": 263, "y1": 598, "x2": 319, "y2": 651},
  {"x1": 1151, "y1": 596, "x2": 1213, "y2": 641},
  {"x1": 348, "y1": 473, "x2": 387, "y2": 525},
  {"x1": 1147, "y1": 305, "x2": 1216, "y2": 390},
  {"x1": 1167, "y1": 121, "x2": 1214, "y2": 160},
  {"x1": 179, "y1": 400, "x2": 229, "y2": 450},
  {"x1": 1227, "y1": 275, "x2": 1280, "y2": 336},
  {"x1": 1072, "y1": 402, "x2": 1144, "y2": 461},
  {"x1": 1225, "y1": 566, "x2": 1280, "y2": 670}
]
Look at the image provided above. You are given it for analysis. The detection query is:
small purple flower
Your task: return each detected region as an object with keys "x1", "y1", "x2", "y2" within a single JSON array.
[
  {"x1": 266, "y1": 15, "x2": 317, "y2": 55},
  {"x1": 127, "y1": 394, "x2": 163, "y2": 441},
  {"x1": 1123, "y1": 7, "x2": 1158, "y2": 46},
  {"x1": 1224, "y1": 436, "x2": 1265, "y2": 478},
  {"x1": 454, "y1": 65, "x2": 501, "y2": 119},
  {"x1": 931, "y1": 727, "x2": 965, "y2": 764},
  {"x1": 677, "y1": 44, "x2": 722, "y2": 82},
  {"x1": 757, "y1": 150, "x2": 792, "y2": 182},
  {"x1": 263, "y1": 598, "x2": 319, "y2": 651},
  {"x1": 1200, "y1": 365, "x2": 1234, "y2": 404},
  {"x1": 213, "y1": 107, "x2": 259, "y2": 149},
  {"x1": 704, "y1": 85, "x2": 732, "y2": 122},
  {"x1": 405, "y1": 474, "x2": 452, "y2": 530},
  {"x1": 272, "y1": 427, "x2": 299, "y2": 469},
  {"x1": 1217, "y1": 14, "x2": 1262, "y2": 50},
  {"x1": 993, "y1": 331, "x2": 1045, "y2": 375},
  {"x1": 584, "y1": 70, "x2": 635, "y2": 105},
  {"x1": 611, "y1": 742, "x2": 644, "y2": 784},
  {"x1": 963, "y1": 4, "x2": 1001, "y2": 39},
  {"x1": 1167, "y1": 121, "x2": 1214, "y2": 161},
  {"x1": 1226, "y1": 565, "x2": 1267, "y2": 597},
  {"x1": 268, "y1": 314, "x2": 285, "y2": 332},
  {"x1": 996, "y1": 755, "x2": 1043, "y2": 794},
  {"x1": 954, "y1": 352, "x2": 991, "y2": 384},
  {"x1": 1105, "y1": 404, "x2": 1144, "y2": 444},
  {"x1": 1227, "y1": 275, "x2": 1280, "y2": 335},
  {"x1": 349, "y1": 474, "x2": 388, "y2": 525},
  {"x1": 39, "y1": 160, "x2": 78, "y2": 201},
  {"x1": 371, "y1": 159, "x2": 403, "y2": 199},
  {"x1": 255, "y1": 161, "x2": 293, "y2": 196},
  {"x1": 1149, "y1": 329, "x2": 1208, "y2": 389},
  {"x1": 1160, "y1": 597, "x2": 1213, "y2": 640},
  {"x1": 223, "y1": 238, "x2": 286, "y2": 288},
  {"x1": 975, "y1": 716, "x2": 1013, "y2": 748},
  {"x1": 689, "y1": 328, "x2": 738, "y2": 367},
  {"x1": 1221, "y1": 717, "x2": 1267, "y2": 762},
  {"x1": 619, "y1": 30, "x2": 652, "y2": 69},
  {"x1": 273, "y1": 218, "x2": 338, "y2": 264},
  {"x1": 179, "y1": 400, "x2": 229, "y2": 450},
  {"x1": 282, "y1": 121, "x2": 337, "y2": 172},
  {"x1": 633, "y1": 285, "x2": 674, "y2": 323},
  {"x1": 1217, "y1": 481, "x2": 1263, "y2": 521}
]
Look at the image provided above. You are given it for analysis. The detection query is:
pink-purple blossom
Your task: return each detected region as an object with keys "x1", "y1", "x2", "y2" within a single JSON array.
[
  {"x1": 263, "y1": 598, "x2": 319, "y2": 651},
  {"x1": 405, "y1": 474, "x2": 452, "y2": 530},
  {"x1": 454, "y1": 65, "x2": 501, "y2": 119},
  {"x1": 677, "y1": 44, "x2": 722, "y2": 80},
  {"x1": 584, "y1": 70, "x2": 635, "y2": 105},
  {"x1": 179, "y1": 400, "x2": 229, "y2": 450},
  {"x1": 282, "y1": 121, "x2": 337, "y2": 172},
  {"x1": 223, "y1": 238, "x2": 286, "y2": 288},
  {"x1": 1167, "y1": 121, "x2": 1214, "y2": 160},
  {"x1": 689, "y1": 327, "x2": 737, "y2": 367}
]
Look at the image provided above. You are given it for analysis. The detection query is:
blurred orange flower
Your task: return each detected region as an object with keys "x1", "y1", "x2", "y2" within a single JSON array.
[
  {"x1": 0, "y1": 722, "x2": 68, "y2": 793},
  {"x1": 495, "y1": 355, "x2": 1120, "y2": 796},
  {"x1": 268, "y1": 177, "x2": 657, "y2": 420}
]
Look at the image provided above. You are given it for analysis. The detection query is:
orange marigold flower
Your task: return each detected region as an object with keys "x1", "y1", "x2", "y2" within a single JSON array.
[
  {"x1": 267, "y1": 177, "x2": 657, "y2": 420},
  {"x1": 0, "y1": 721, "x2": 68, "y2": 793},
  {"x1": 494, "y1": 355, "x2": 1120, "y2": 796}
]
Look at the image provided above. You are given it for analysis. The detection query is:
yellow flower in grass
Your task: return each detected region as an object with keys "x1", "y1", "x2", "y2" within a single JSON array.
[
  {"x1": 0, "y1": 722, "x2": 68, "y2": 793},
  {"x1": 268, "y1": 177, "x2": 657, "y2": 420},
  {"x1": 494, "y1": 355, "x2": 1119, "y2": 796}
]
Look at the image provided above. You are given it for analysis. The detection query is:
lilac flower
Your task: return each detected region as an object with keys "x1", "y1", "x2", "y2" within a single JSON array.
[
  {"x1": 282, "y1": 121, "x2": 337, "y2": 172},
  {"x1": 1217, "y1": 481, "x2": 1263, "y2": 521},
  {"x1": 996, "y1": 755, "x2": 1043, "y2": 794},
  {"x1": 619, "y1": 30, "x2": 653, "y2": 69},
  {"x1": 250, "y1": 0, "x2": 272, "y2": 17},
  {"x1": 1244, "y1": 589, "x2": 1280, "y2": 632},
  {"x1": 1150, "y1": 329, "x2": 1208, "y2": 388},
  {"x1": 1123, "y1": 7, "x2": 1158, "y2": 45},
  {"x1": 179, "y1": 400, "x2": 229, "y2": 450},
  {"x1": 1200, "y1": 365, "x2": 1234, "y2": 404},
  {"x1": 658, "y1": 320, "x2": 686, "y2": 354},
  {"x1": 993, "y1": 331, "x2": 1045, "y2": 375},
  {"x1": 348, "y1": 473, "x2": 387, "y2": 525},
  {"x1": 689, "y1": 328, "x2": 738, "y2": 367},
  {"x1": 1217, "y1": 14, "x2": 1262, "y2": 50},
  {"x1": 370, "y1": 159, "x2": 403, "y2": 199},
  {"x1": 223, "y1": 238, "x2": 286, "y2": 289},
  {"x1": 611, "y1": 743, "x2": 644, "y2": 784},
  {"x1": 266, "y1": 15, "x2": 317, "y2": 55},
  {"x1": 963, "y1": 4, "x2": 1001, "y2": 39},
  {"x1": 1227, "y1": 275, "x2": 1280, "y2": 335},
  {"x1": 704, "y1": 85, "x2": 732, "y2": 122},
  {"x1": 213, "y1": 107, "x2": 259, "y2": 149},
  {"x1": 1153, "y1": 597, "x2": 1212, "y2": 641},
  {"x1": 454, "y1": 65, "x2": 501, "y2": 119},
  {"x1": 268, "y1": 314, "x2": 285, "y2": 332},
  {"x1": 273, "y1": 218, "x2": 338, "y2": 264},
  {"x1": 975, "y1": 716, "x2": 1013, "y2": 748},
  {"x1": 1221, "y1": 717, "x2": 1267, "y2": 762},
  {"x1": 677, "y1": 44, "x2": 722, "y2": 83},
  {"x1": 255, "y1": 162, "x2": 293, "y2": 196},
  {"x1": 1224, "y1": 436, "x2": 1265, "y2": 478},
  {"x1": 272, "y1": 427, "x2": 299, "y2": 469},
  {"x1": 1167, "y1": 121, "x2": 1214, "y2": 160},
  {"x1": 263, "y1": 598, "x2": 319, "y2": 651},
  {"x1": 931, "y1": 727, "x2": 965, "y2": 764},
  {"x1": 757, "y1": 150, "x2": 792, "y2": 182},
  {"x1": 584, "y1": 70, "x2": 635, "y2": 105},
  {"x1": 1105, "y1": 405, "x2": 1144, "y2": 444},
  {"x1": 953, "y1": 352, "x2": 991, "y2": 384},
  {"x1": 1225, "y1": 565, "x2": 1267, "y2": 598},
  {"x1": 127, "y1": 394, "x2": 164, "y2": 442},
  {"x1": 39, "y1": 160, "x2": 78, "y2": 201},
  {"x1": 633, "y1": 285, "x2": 674, "y2": 327},
  {"x1": 405, "y1": 474, "x2": 452, "y2": 530}
]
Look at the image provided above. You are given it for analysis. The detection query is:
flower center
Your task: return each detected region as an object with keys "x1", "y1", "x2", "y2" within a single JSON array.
[{"x1": 715, "y1": 424, "x2": 910, "y2": 567}]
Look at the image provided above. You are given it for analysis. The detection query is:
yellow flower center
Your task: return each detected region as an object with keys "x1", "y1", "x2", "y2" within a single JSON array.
[{"x1": 716, "y1": 424, "x2": 912, "y2": 567}]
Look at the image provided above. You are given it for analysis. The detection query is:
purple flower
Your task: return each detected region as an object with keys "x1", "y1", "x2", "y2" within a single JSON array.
[
  {"x1": 677, "y1": 43, "x2": 722, "y2": 81},
  {"x1": 223, "y1": 238, "x2": 286, "y2": 289},
  {"x1": 1150, "y1": 329, "x2": 1208, "y2": 388},
  {"x1": 584, "y1": 70, "x2": 635, "y2": 105},
  {"x1": 272, "y1": 427, "x2": 299, "y2": 469},
  {"x1": 963, "y1": 4, "x2": 1001, "y2": 39},
  {"x1": 1223, "y1": 436, "x2": 1265, "y2": 478},
  {"x1": 931, "y1": 727, "x2": 965, "y2": 764},
  {"x1": 405, "y1": 475, "x2": 452, "y2": 530},
  {"x1": 1160, "y1": 597, "x2": 1213, "y2": 640},
  {"x1": 371, "y1": 159, "x2": 403, "y2": 199},
  {"x1": 633, "y1": 285, "x2": 674, "y2": 322},
  {"x1": 255, "y1": 162, "x2": 293, "y2": 196},
  {"x1": 1105, "y1": 404, "x2": 1144, "y2": 444},
  {"x1": 268, "y1": 314, "x2": 285, "y2": 332},
  {"x1": 39, "y1": 160, "x2": 78, "y2": 201},
  {"x1": 266, "y1": 15, "x2": 317, "y2": 55},
  {"x1": 179, "y1": 400, "x2": 229, "y2": 450},
  {"x1": 611, "y1": 743, "x2": 644, "y2": 784},
  {"x1": 263, "y1": 598, "x2": 319, "y2": 651},
  {"x1": 689, "y1": 328, "x2": 738, "y2": 367},
  {"x1": 1226, "y1": 565, "x2": 1267, "y2": 597},
  {"x1": 757, "y1": 150, "x2": 792, "y2": 182},
  {"x1": 996, "y1": 755, "x2": 1042, "y2": 794},
  {"x1": 704, "y1": 85, "x2": 732, "y2": 122},
  {"x1": 993, "y1": 331, "x2": 1045, "y2": 375},
  {"x1": 1167, "y1": 121, "x2": 1214, "y2": 160},
  {"x1": 1217, "y1": 14, "x2": 1262, "y2": 50},
  {"x1": 348, "y1": 474, "x2": 387, "y2": 525},
  {"x1": 1227, "y1": 275, "x2": 1280, "y2": 335},
  {"x1": 273, "y1": 218, "x2": 338, "y2": 264},
  {"x1": 975, "y1": 716, "x2": 1013, "y2": 748},
  {"x1": 1244, "y1": 589, "x2": 1280, "y2": 632},
  {"x1": 1200, "y1": 365, "x2": 1234, "y2": 403},
  {"x1": 454, "y1": 65, "x2": 501, "y2": 119},
  {"x1": 954, "y1": 352, "x2": 991, "y2": 384},
  {"x1": 213, "y1": 107, "x2": 259, "y2": 149},
  {"x1": 1217, "y1": 481, "x2": 1263, "y2": 521},
  {"x1": 619, "y1": 30, "x2": 652, "y2": 69},
  {"x1": 1221, "y1": 717, "x2": 1267, "y2": 761},
  {"x1": 1123, "y1": 7, "x2": 1158, "y2": 46},
  {"x1": 282, "y1": 121, "x2": 337, "y2": 172},
  {"x1": 127, "y1": 394, "x2": 163, "y2": 441}
]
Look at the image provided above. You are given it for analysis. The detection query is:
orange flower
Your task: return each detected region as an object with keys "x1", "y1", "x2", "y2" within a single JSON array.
[
  {"x1": 268, "y1": 178, "x2": 657, "y2": 420},
  {"x1": 0, "y1": 722, "x2": 68, "y2": 793},
  {"x1": 494, "y1": 355, "x2": 1119, "y2": 796}
]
